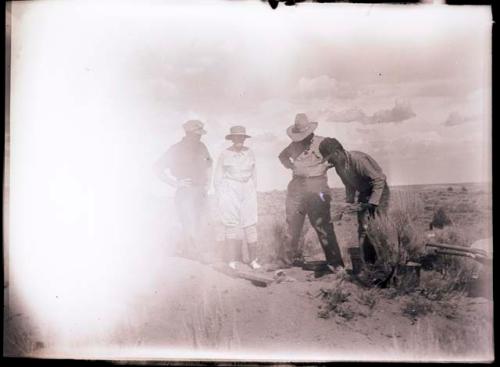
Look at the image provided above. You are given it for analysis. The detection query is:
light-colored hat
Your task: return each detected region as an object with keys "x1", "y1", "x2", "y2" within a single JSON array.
[
  {"x1": 286, "y1": 113, "x2": 318, "y2": 142},
  {"x1": 225, "y1": 125, "x2": 251, "y2": 140},
  {"x1": 183, "y1": 120, "x2": 206, "y2": 135}
]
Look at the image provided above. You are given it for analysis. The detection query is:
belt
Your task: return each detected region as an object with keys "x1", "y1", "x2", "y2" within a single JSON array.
[
  {"x1": 223, "y1": 175, "x2": 252, "y2": 183},
  {"x1": 292, "y1": 175, "x2": 327, "y2": 180}
]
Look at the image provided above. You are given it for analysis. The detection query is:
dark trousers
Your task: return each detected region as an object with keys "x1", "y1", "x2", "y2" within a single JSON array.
[
  {"x1": 357, "y1": 184, "x2": 390, "y2": 263},
  {"x1": 283, "y1": 177, "x2": 344, "y2": 267},
  {"x1": 174, "y1": 186, "x2": 207, "y2": 255}
]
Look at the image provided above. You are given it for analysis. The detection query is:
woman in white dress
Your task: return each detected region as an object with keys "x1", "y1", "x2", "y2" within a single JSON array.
[{"x1": 214, "y1": 126, "x2": 261, "y2": 270}]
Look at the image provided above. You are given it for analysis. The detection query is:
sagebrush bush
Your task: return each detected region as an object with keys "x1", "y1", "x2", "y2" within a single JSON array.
[
  {"x1": 317, "y1": 285, "x2": 354, "y2": 320},
  {"x1": 355, "y1": 288, "x2": 379, "y2": 310},
  {"x1": 365, "y1": 191, "x2": 426, "y2": 266},
  {"x1": 430, "y1": 207, "x2": 453, "y2": 229}
]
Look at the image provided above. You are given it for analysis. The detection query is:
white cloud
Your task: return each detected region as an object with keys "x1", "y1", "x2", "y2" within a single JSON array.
[
  {"x1": 324, "y1": 106, "x2": 366, "y2": 123},
  {"x1": 444, "y1": 111, "x2": 476, "y2": 127},
  {"x1": 366, "y1": 100, "x2": 416, "y2": 124},
  {"x1": 296, "y1": 75, "x2": 358, "y2": 100},
  {"x1": 323, "y1": 100, "x2": 416, "y2": 125}
]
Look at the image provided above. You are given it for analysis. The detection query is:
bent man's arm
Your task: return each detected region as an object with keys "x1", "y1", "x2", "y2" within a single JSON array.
[
  {"x1": 278, "y1": 145, "x2": 294, "y2": 169},
  {"x1": 153, "y1": 148, "x2": 179, "y2": 188},
  {"x1": 359, "y1": 155, "x2": 386, "y2": 206}
]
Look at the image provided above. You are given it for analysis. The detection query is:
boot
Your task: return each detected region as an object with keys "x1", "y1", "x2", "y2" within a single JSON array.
[
  {"x1": 226, "y1": 239, "x2": 243, "y2": 269},
  {"x1": 247, "y1": 242, "x2": 262, "y2": 270}
]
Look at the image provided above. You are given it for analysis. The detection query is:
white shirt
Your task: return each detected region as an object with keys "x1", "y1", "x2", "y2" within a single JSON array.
[{"x1": 215, "y1": 147, "x2": 256, "y2": 187}]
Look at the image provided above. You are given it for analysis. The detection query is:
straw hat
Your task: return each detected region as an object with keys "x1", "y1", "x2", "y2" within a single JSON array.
[
  {"x1": 225, "y1": 125, "x2": 251, "y2": 140},
  {"x1": 286, "y1": 113, "x2": 318, "y2": 142}
]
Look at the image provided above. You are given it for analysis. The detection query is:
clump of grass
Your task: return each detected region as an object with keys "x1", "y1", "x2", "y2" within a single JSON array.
[
  {"x1": 355, "y1": 288, "x2": 379, "y2": 310},
  {"x1": 431, "y1": 226, "x2": 469, "y2": 247},
  {"x1": 447, "y1": 186, "x2": 454, "y2": 192},
  {"x1": 365, "y1": 192, "x2": 426, "y2": 268},
  {"x1": 429, "y1": 226, "x2": 478, "y2": 284},
  {"x1": 366, "y1": 213, "x2": 398, "y2": 265},
  {"x1": 402, "y1": 294, "x2": 434, "y2": 322},
  {"x1": 317, "y1": 285, "x2": 354, "y2": 320},
  {"x1": 390, "y1": 192, "x2": 426, "y2": 261},
  {"x1": 430, "y1": 207, "x2": 453, "y2": 229}
]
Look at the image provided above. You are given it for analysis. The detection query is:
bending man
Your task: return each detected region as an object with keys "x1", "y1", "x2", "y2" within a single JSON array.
[{"x1": 319, "y1": 137, "x2": 390, "y2": 266}]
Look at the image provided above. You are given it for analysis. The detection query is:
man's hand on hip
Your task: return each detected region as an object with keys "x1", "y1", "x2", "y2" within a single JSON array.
[{"x1": 177, "y1": 178, "x2": 193, "y2": 188}]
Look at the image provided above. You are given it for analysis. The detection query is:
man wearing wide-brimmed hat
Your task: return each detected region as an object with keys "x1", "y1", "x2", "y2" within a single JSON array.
[
  {"x1": 154, "y1": 120, "x2": 213, "y2": 260},
  {"x1": 214, "y1": 126, "x2": 261, "y2": 270},
  {"x1": 278, "y1": 113, "x2": 345, "y2": 272}
]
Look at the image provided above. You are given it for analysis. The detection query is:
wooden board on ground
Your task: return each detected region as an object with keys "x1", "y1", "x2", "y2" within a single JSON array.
[{"x1": 211, "y1": 263, "x2": 275, "y2": 287}]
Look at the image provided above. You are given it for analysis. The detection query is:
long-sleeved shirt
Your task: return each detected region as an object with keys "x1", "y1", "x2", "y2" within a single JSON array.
[
  {"x1": 278, "y1": 135, "x2": 330, "y2": 178},
  {"x1": 335, "y1": 151, "x2": 387, "y2": 205},
  {"x1": 155, "y1": 137, "x2": 212, "y2": 186},
  {"x1": 214, "y1": 147, "x2": 257, "y2": 189}
]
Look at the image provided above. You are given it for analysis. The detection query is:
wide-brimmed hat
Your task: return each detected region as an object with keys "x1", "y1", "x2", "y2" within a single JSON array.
[
  {"x1": 225, "y1": 125, "x2": 251, "y2": 140},
  {"x1": 183, "y1": 120, "x2": 206, "y2": 135},
  {"x1": 286, "y1": 113, "x2": 318, "y2": 142}
]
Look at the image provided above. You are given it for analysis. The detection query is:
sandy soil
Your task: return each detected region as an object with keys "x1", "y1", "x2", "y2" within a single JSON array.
[
  {"x1": 15, "y1": 254, "x2": 489, "y2": 363},
  {"x1": 4, "y1": 183, "x2": 493, "y2": 362}
]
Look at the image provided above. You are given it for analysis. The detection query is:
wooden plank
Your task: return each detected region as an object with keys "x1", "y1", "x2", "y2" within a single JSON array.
[{"x1": 211, "y1": 263, "x2": 274, "y2": 287}]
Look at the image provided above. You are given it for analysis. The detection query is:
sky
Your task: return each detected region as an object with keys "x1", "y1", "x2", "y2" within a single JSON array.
[
  {"x1": 6, "y1": 0, "x2": 492, "y2": 356},
  {"x1": 9, "y1": 0, "x2": 491, "y2": 195}
]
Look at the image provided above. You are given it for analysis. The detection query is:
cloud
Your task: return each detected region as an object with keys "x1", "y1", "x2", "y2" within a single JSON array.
[
  {"x1": 444, "y1": 111, "x2": 476, "y2": 126},
  {"x1": 325, "y1": 106, "x2": 366, "y2": 123},
  {"x1": 324, "y1": 100, "x2": 416, "y2": 124},
  {"x1": 252, "y1": 132, "x2": 279, "y2": 143},
  {"x1": 296, "y1": 75, "x2": 358, "y2": 100},
  {"x1": 366, "y1": 100, "x2": 416, "y2": 124}
]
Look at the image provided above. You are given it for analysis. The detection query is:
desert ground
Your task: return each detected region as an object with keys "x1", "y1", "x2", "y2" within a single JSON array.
[{"x1": 4, "y1": 182, "x2": 493, "y2": 362}]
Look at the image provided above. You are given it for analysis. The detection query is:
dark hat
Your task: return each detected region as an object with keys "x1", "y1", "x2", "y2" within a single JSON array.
[{"x1": 319, "y1": 137, "x2": 344, "y2": 162}]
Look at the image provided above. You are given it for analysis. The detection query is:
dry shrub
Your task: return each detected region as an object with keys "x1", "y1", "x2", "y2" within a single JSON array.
[
  {"x1": 366, "y1": 191, "x2": 426, "y2": 266},
  {"x1": 430, "y1": 226, "x2": 477, "y2": 284},
  {"x1": 431, "y1": 226, "x2": 469, "y2": 247},
  {"x1": 366, "y1": 213, "x2": 398, "y2": 264},
  {"x1": 317, "y1": 285, "x2": 354, "y2": 320},
  {"x1": 389, "y1": 191, "x2": 426, "y2": 261},
  {"x1": 355, "y1": 288, "x2": 380, "y2": 310},
  {"x1": 430, "y1": 207, "x2": 453, "y2": 229}
]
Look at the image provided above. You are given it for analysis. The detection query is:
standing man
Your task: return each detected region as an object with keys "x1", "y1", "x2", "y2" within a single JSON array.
[
  {"x1": 154, "y1": 120, "x2": 213, "y2": 261},
  {"x1": 278, "y1": 113, "x2": 345, "y2": 270},
  {"x1": 319, "y1": 137, "x2": 390, "y2": 267}
]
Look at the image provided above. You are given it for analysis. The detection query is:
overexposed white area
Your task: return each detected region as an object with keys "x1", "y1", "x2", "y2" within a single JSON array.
[{"x1": 6, "y1": 0, "x2": 492, "y2": 361}]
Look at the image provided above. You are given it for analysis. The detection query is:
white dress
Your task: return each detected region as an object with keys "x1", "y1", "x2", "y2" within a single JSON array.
[{"x1": 214, "y1": 148, "x2": 258, "y2": 228}]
